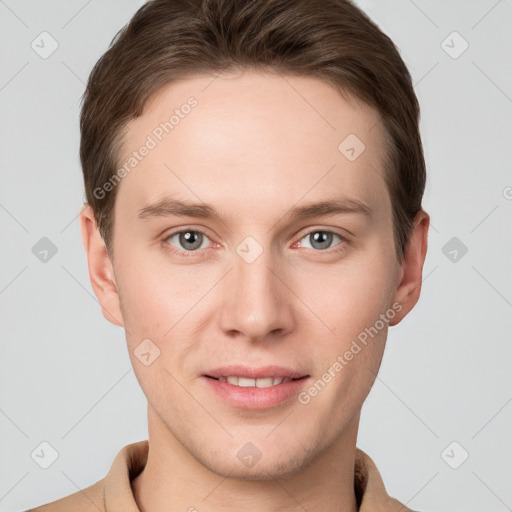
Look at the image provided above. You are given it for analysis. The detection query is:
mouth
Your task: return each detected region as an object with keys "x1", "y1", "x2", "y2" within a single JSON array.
[
  {"x1": 202, "y1": 365, "x2": 310, "y2": 409},
  {"x1": 204, "y1": 375, "x2": 307, "y2": 388},
  {"x1": 204, "y1": 364, "x2": 309, "y2": 384}
]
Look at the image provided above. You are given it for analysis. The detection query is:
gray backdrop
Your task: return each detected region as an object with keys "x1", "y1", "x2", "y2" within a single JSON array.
[{"x1": 1, "y1": 1, "x2": 511, "y2": 511}]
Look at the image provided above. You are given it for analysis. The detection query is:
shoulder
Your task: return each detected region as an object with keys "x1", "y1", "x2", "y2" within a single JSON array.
[
  {"x1": 355, "y1": 448, "x2": 415, "y2": 512},
  {"x1": 24, "y1": 478, "x2": 106, "y2": 512},
  {"x1": 24, "y1": 440, "x2": 148, "y2": 512}
]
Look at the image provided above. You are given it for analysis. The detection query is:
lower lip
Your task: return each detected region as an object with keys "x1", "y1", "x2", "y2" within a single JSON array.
[{"x1": 203, "y1": 376, "x2": 310, "y2": 410}]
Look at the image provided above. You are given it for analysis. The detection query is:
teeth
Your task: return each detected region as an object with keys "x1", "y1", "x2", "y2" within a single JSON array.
[
  {"x1": 218, "y1": 376, "x2": 294, "y2": 387},
  {"x1": 256, "y1": 378, "x2": 274, "y2": 388},
  {"x1": 238, "y1": 377, "x2": 254, "y2": 387}
]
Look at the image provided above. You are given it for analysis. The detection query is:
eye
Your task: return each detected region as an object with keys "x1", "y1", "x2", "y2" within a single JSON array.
[
  {"x1": 163, "y1": 228, "x2": 346, "y2": 257},
  {"x1": 297, "y1": 230, "x2": 345, "y2": 251},
  {"x1": 164, "y1": 229, "x2": 212, "y2": 255}
]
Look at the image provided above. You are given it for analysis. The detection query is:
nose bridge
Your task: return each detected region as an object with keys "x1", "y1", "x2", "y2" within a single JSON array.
[{"x1": 219, "y1": 241, "x2": 294, "y2": 341}]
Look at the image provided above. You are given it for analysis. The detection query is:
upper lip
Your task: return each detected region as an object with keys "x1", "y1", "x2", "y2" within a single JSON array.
[{"x1": 205, "y1": 365, "x2": 309, "y2": 380}]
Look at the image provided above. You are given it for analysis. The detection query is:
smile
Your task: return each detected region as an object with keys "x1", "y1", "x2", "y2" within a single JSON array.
[{"x1": 213, "y1": 376, "x2": 295, "y2": 387}]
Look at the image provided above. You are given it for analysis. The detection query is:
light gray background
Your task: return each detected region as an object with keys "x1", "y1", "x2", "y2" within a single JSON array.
[{"x1": 1, "y1": 1, "x2": 511, "y2": 511}]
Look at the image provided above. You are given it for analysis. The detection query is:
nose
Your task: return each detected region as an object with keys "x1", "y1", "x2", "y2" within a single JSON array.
[{"x1": 218, "y1": 244, "x2": 296, "y2": 343}]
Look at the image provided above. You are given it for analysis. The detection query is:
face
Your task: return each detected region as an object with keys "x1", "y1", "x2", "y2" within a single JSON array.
[{"x1": 85, "y1": 70, "x2": 416, "y2": 480}]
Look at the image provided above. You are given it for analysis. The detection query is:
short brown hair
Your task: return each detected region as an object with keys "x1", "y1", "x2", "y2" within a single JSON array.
[{"x1": 80, "y1": 0, "x2": 426, "y2": 262}]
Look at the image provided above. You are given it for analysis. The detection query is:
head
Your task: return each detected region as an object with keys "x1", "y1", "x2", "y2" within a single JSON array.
[{"x1": 80, "y1": 0, "x2": 429, "y2": 479}]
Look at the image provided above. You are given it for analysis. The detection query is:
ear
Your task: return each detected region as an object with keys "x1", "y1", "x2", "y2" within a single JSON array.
[
  {"x1": 79, "y1": 204, "x2": 124, "y2": 327},
  {"x1": 389, "y1": 209, "x2": 430, "y2": 326}
]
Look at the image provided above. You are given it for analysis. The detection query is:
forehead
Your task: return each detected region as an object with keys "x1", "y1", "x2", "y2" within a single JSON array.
[{"x1": 115, "y1": 70, "x2": 390, "y2": 224}]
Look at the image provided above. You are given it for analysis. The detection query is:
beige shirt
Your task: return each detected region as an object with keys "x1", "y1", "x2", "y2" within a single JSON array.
[{"x1": 27, "y1": 440, "x2": 413, "y2": 512}]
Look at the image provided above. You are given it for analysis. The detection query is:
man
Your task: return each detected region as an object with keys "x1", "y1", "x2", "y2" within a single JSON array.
[{"x1": 29, "y1": 0, "x2": 429, "y2": 510}]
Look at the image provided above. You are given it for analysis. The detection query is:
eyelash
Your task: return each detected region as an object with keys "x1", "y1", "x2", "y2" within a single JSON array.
[{"x1": 161, "y1": 228, "x2": 349, "y2": 258}]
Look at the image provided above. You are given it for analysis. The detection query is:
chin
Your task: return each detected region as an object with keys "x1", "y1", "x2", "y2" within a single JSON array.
[{"x1": 197, "y1": 440, "x2": 319, "y2": 481}]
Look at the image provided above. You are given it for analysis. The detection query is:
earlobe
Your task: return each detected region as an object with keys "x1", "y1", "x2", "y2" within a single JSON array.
[
  {"x1": 79, "y1": 205, "x2": 124, "y2": 327},
  {"x1": 389, "y1": 210, "x2": 430, "y2": 326}
]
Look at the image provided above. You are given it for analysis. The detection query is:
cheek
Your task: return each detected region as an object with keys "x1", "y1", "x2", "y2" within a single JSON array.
[
  {"x1": 290, "y1": 253, "x2": 395, "y2": 406},
  {"x1": 293, "y1": 259, "x2": 395, "y2": 344},
  {"x1": 115, "y1": 250, "x2": 210, "y2": 340}
]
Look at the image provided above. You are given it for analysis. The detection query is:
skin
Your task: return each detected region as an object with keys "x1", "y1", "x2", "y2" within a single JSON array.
[{"x1": 80, "y1": 70, "x2": 429, "y2": 512}]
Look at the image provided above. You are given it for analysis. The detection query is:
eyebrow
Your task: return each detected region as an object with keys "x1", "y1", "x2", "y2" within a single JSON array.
[{"x1": 137, "y1": 196, "x2": 373, "y2": 222}]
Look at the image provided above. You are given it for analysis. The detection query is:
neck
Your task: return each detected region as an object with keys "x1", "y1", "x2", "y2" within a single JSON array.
[{"x1": 132, "y1": 406, "x2": 359, "y2": 512}]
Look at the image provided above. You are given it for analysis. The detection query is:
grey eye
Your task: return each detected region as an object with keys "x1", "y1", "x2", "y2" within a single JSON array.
[
  {"x1": 168, "y1": 230, "x2": 209, "y2": 251},
  {"x1": 300, "y1": 231, "x2": 342, "y2": 251}
]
